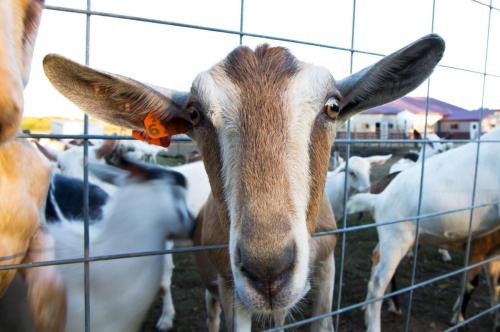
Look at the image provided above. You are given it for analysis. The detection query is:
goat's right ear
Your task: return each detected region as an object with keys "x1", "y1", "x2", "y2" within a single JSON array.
[{"x1": 43, "y1": 54, "x2": 194, "y2": 137}]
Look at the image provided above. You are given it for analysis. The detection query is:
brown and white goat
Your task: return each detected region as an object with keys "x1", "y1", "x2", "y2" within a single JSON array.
[
  {"x1": 0, "y1": 1, "x2": 66, "y2": 331},
  {"x1": 43, "y1": 34, "x2": 444, "y2": 331}
]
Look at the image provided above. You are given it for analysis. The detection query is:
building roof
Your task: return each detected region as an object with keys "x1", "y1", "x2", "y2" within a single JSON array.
[
  {"x1": 441, "y1": 108, "x2": 496, "y2": 121},
  {"x1": 363, "y1": 96, "x2": 499, "y2": 121},
  {"x1": 364, "y1": 96, "x2": 464, "y2": 116}
]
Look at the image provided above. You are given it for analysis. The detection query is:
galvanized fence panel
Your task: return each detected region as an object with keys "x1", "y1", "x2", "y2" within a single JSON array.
[{"x1": 4, "y1": 0, "x2": 500, "y2": 330}]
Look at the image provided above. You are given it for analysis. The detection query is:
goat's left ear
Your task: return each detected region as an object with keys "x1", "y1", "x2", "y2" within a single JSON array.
[
  {"x1": 366, "y1": 154, "x2": 392, "y2": 166},
  {"x1": 336, "y1": 34, "x2": 445, "y2": 118}
]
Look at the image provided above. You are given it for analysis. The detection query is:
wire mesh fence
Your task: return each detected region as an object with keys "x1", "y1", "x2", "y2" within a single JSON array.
[{"x1": 4, "y1": 0, "x2": 500, "y2": 331}]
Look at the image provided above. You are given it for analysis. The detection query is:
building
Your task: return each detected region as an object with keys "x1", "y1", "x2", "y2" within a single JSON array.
[
  {"x1": 338, "y1": 96, "x2": 499, "y2": 140},
  {"x1": 51, "y1": 119, "x2": 104, "y2": 135},
  {"x1": 436, "y1": 108, "x2": 500, "y2": 139}
]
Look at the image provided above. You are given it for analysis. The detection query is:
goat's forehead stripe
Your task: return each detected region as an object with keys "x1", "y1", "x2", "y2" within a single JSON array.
[{"x1": 222, "y1": 45, "x2": 300, "y2": 86}]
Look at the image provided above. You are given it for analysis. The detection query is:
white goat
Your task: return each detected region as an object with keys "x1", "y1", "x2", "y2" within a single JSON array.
[
  {"x1": 154, "y1": 160, "x2": 210, "y2": 331},
  {"x1": 347, "y1": 127, "x2": 500, "y2": 332},
  {"x1": 38, "y1": 138, "x2": 210, "y2": 331},
  {"x1": 325, "y1": 155, "x2": 391, "y2": 221},
  {"x1": 49, "y1": 159, "x2": 194, "y2": 332}
]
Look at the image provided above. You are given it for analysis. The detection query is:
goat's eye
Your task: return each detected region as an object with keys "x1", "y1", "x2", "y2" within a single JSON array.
[
  {"x1": 189, "y1": 109, "x2": 202, "y2": 126},
  {"x1": 349, "y1": 170, "x2": 356, "y2": 178},
  {"x1": 324, "y1": 97, "x2": 340, "y2": 119}
]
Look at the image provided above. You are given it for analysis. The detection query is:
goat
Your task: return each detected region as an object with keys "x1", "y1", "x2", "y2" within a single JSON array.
[
  {"x1": 448, "y1": 229, "x2": 500, "y2": 329},
  {"x1": 325, "y1": 154, "x2": 391, "y2": 221},
  {"x1": 0, "y1": 1, "x2": 66, "y2": 331},
  {"x1": 347, "y1": 126, "x2": 500, "y2": 331},
  {"x1": 43, "y1": 34, "x2": 445, "y2": 331},
  {"x1": 389, "y1": 130, "x2": 455, "y2": 262},
  {"x1": 38, "y1": 138, "x2": 207, "y2": 331},
  {"x1": 49, "y1": 158, "x2": 194, "y2": 332},
  {"x1": 153, "y1": 160, "x2": 210, "y2": 331}
]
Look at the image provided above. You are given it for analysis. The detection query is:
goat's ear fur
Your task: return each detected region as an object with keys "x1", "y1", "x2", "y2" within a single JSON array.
[
  {"x1": 366, "y1": 154, "x2": 392, "y2": 166},
  {"x1": 43, "y1": 54, "x2": 190, "y2": 130},
  {"x1": 337, "y1": 34, "x2": 445, "y2": 117}
]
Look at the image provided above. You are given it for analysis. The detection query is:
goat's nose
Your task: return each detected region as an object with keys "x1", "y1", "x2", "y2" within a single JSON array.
[{"x1": 237, "y1": 241, "x2": 296, "y2": 298}]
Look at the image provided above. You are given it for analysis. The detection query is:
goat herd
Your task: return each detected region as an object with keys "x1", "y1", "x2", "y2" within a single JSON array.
[{"x1": 1, "y1": 1, "x2": 499, "y2": 331}]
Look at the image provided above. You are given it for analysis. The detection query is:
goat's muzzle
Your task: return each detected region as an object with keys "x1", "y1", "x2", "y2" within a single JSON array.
[{"x1": 235, "y1": 240, "x2": 296, "y2": 311}]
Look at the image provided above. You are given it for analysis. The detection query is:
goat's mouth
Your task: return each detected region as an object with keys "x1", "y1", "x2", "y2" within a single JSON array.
[{"x1": 233, "y1": 268, "x2": 309, "y2": 314}]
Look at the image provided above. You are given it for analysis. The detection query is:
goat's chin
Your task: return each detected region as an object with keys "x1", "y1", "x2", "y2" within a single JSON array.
[{"x1": 234, "y1": 274, "x2": 309, "y2": 315}]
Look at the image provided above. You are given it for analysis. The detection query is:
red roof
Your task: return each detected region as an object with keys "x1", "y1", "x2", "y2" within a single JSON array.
[
  {"x1": 364, "y1": 96, "x2": 463, "y2": 116},
  {"x1": 442, "y1": 108, "x2": 496, "y2": 121}
]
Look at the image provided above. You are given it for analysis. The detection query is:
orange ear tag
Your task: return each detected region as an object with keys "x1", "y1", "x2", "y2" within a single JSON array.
[
  {"x1": 132, "y1": 113, "x2": 190, "y2": 147},
  {"x1": 144, "y1": 113, "x2": 189, "y2": 138},
  {"x1": 132, "y1": 130, "x2": 172, "y2": 147}
]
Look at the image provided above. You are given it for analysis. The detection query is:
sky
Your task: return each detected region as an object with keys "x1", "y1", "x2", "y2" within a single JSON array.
[{"x1": 23, "y1": 0, "x2": 500, "y2": 122}]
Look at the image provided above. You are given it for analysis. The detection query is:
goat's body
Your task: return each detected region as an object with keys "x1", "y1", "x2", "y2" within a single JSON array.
[
  {"x1": 0, "y1": 1, "x2": 68, "y2": 330},
  {"x1": 55, "y1": 232, "x2": 164, "y2": 332},
  {"x1": 173, "y1": 161, "x2": 210, "y2": 215},
  {"x1": 49, "y1": 176, "x2": 188, "y2": 332},
  {"x1": 325, "y1": 171, "x2": 348, "y2": 220},
  {"x1": 45, "y1": 173, "x2": 109, "y2": 222},
  {"x1": 0, "y1": 140, "x2": 51, "y2": 283},
  {"x1": 0, "y1": 139, "x2": 66, "y2": 332}
]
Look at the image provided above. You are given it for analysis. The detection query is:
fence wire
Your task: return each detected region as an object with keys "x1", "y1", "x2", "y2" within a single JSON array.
[{"x1": 3, "y1": 0, "x2": 499, "y2": 331}]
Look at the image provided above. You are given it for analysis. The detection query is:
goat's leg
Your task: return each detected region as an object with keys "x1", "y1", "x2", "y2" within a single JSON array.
[
  {"x1": 365, "y1": 230, "x2": 414, "y2": 332},
  {"x1": 438, "y1": 248, "x2": 452, "y2": 262},
  {"x1": 310, "y1": 250, "x2": 335, "y2": 332},
  {"x1": 218, "y1": 276, "x2": 251, "y2": 332},
  {"x1": 205, "y1": 289, "x2": 221, "y2": 332},
  {"x1": 372, "y1": 244, "x2": 402, "y2": 315},
  {"x1": 450, "y1": 253, "x2": 484, "y2": 326},
  {"x1": 386, "y1": 275, "x2": 402, "y2": 315},
  {"x1": 450, "y1": 273, "x2": 479, "y2": 325},
  {"x1": 156, "y1": 241, "x2": 175, "y2": 331},
  {"x1": 486, "y1": 253, "x2": 500, "y2": 332},
  {"x1": 20, "y1": 226, "x2": 66, "y2": 332}
]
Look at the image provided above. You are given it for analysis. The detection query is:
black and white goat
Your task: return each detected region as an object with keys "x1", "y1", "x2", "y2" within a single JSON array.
[{"x1": 48, "y1": 158, "x2": 194, "y2": 332}]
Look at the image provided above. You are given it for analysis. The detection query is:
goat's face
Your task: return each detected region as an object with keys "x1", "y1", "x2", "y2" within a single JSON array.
[
  {"x1": 0, "y1": 0, "x2": 43, "y2": 143},
  {"x1": 187, "y1": 47, "x2": 339, "y2": 312},
  {"x1": 43, "y1": 34, "x2": 445, "y2": 314},
  {"x1": 341, "y1": 155, "x2": 392, "y2": 194}
]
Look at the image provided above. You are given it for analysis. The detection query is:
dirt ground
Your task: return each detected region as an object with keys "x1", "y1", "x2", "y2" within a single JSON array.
[{"x1": 140, "y1": 154, "x2": 496, "y2": 332}]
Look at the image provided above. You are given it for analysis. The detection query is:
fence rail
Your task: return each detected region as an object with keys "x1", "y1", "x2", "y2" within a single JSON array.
[{"x1": 5, "y1": 0, "x2": 499, "y2": 331}]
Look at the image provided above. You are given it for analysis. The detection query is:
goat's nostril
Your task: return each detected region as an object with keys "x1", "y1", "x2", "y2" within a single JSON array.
[{"x1": 237, "y1": 241, "x2": 296, "y2": 298}]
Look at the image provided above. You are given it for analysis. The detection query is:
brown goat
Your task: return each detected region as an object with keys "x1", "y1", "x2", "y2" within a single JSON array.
[
  {"x1": 43, "y1": 34, "x2": 444, "y2": 330},
  {"x1": 0, "y1": 1, "x2": 66, "y2": 331}
]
